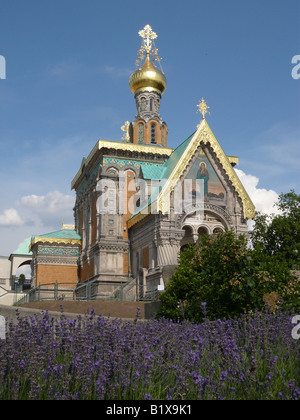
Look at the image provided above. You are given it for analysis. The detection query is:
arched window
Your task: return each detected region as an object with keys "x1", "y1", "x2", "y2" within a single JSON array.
[
  {"x1": 150, "y1": 99, "x2": 153, "y2": 112},
  {"x1": 198, "y1": 226, "x2": 209, "y2": 236},
  {"x1": 151, "y1": 123, "x2": 156, "y2": 144},
  {"x1": 140, "y1": 97, "x2": 146, "y2": 112},
  {"x1": 138, "y1": 123, "x2": 144, "y2": 144},
  {"x1": 213, "y1": 227, "x2": 224, "y2": 235}
]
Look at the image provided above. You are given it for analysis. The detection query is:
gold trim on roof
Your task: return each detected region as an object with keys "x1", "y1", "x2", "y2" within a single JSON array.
[
  {"x1": 128, "y1": 206, "x2": 151, "y2": 229},
  {"x1": 129, "y1": 119, "x2": 255, "y2": 226},
  {"x1": 30, "y1": 237, "x2": 81, "y2": 251},
  {"x1": 227, "y1": 156, "x2": 239, "y2": 166},
  {"x1": 71, "y1": 140, "x2": 174, "y2": 189}
]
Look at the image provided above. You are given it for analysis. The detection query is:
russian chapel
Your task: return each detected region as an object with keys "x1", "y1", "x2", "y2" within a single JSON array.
[{"x1": 30, "y1": 25, "x2": 255, "y2": 297}]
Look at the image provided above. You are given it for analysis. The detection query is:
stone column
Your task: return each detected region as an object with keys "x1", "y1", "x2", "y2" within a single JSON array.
[
  {"x1": 149, "y1": 242, "x2": 157, "y2": 269},
  {"x1": 157, "y1": 240, "x2": 179, "y2": 266}
]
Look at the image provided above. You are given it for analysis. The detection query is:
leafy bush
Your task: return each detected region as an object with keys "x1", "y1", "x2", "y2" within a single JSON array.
[
  {"x1": 157, "y1": 230, "x2": 298, "y2": 322},
  {"x1": 250, "y1": 190, "x2": 300, "y2": 266}
]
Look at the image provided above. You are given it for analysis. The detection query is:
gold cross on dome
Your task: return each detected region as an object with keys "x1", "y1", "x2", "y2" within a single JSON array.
[
  {"x1": 197, "y1": 98, "x2": 210, "y2": 120},
  {"x1": 138, "y1": 25, "x2": 158, "y2": 54}
]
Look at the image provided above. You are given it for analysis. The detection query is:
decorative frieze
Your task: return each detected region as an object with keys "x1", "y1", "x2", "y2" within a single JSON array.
[{"x1": 38, "y1": 246, "x2": 80, "y2": 257}]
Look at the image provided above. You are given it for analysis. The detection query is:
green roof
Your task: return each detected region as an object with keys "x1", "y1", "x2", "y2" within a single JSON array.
[
  {"x1": 12, "y1": 237, "x2": 33, "y2": 256},
  {"x1": 159, "y1": 132, "x2": 195, "y2": 180},
  {"x1": 140, "y1": 163, "x2": 165, "y2": 180},
  {"x1": 38, "y1": 229, "x2": 81, "y2": 240},
  {"x1": 131, "y1": 132, "x2": 196, "y2": 218}
]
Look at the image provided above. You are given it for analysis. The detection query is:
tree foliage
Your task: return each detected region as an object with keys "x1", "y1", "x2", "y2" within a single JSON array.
[
  {"x1": 158, "y1": 228, "x2": 299, "y2": 322},
  {"x1": 250, "y1": 190, "x2": 300, "y2": 266}
]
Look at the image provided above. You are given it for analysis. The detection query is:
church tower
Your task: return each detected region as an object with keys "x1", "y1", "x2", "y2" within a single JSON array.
[{"x1": 129, "y1": 25, "x2": 168, "y2": 147}]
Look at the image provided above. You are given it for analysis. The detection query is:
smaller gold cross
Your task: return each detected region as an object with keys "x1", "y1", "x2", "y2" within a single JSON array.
[
  {"x1": 121, "y1": 121, "x2": 130, "y2": 143},
  {"x1": 197, "y1": 98, "x2": 210, "y2": 120},
  {"x1": 138, "y1": 25, "x2": 157, "y2": 54}
]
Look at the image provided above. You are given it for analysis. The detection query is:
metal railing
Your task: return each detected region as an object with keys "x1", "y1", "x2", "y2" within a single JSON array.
[
  {"x1": 14, "y1": 282, "x2": 77, "y2": 306},
  {"x1": 14, "y1": 278, "x2": 161, "y2": 305}
]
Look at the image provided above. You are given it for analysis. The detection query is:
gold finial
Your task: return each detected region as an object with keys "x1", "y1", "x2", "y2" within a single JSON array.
[
  {"x1": 135, "y1": 25, "x2": 163, "y2": 70},
  {"x1": 121, "y1": 121, "x2": 130, "y2": 143},
  {"x1": 197, "y1": 98, "x2": 210, "y2": 120}
]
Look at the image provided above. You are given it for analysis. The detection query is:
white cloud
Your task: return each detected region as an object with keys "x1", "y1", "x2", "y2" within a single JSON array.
[
  {"x1": 235, "y1": 169, "x2": 280, "y2": 215},
  {"x1": 102, "y1": 65, "x2": 132, "y2": 78},
  {"x1": 0, "y1": 209, "x2": 25, "y2": 227},
  {"x1": 49, "y1": 59, "x2": 87, "y2": 79},
  {"x1": 18, "y1": 190, "x2": 75, "y2": 226}
]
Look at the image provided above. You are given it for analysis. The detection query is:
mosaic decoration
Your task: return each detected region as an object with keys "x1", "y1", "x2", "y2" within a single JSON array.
[
  {"x1": 103, "y1": 158, "x2": 162, "y2": 171},
  {"x1": 38, "y1": 246, "x2": 80, "y2": 257},
  {"x1": 186, "y1": 151, "x2": 226, "y2": 204}
]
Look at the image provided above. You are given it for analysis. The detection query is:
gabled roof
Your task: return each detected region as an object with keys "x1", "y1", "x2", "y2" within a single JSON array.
[{"x1": 128, "y1": 119, "x2": 255, "y2": 227}]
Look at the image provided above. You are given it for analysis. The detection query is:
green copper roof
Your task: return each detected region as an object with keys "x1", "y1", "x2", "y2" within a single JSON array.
[
  {"x1": 38, "y1": 229, "x2": 82, "y2": 240},
  {"x1": 131, "y1": 132, "x2": 196, "y2": 218},
  {"x1": 140, "y1": 164, "x2": 165, "y2": 180},
  {"x1": 12, "y1": 237, "x2": 33, "y2": 256},
  {"x1": 159, "y1": 132, "x2": 196, "y2": 181}
]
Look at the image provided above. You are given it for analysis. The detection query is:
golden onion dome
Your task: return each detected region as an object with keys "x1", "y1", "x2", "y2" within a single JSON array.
[{"x1": 129, "y1": 54, "x2": 167, "y2": 96}]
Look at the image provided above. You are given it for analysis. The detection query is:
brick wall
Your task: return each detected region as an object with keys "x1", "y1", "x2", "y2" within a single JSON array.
[
  {"x1": 36, "y1": 265, "x2": 78, "y2": 286},
  {"x1": 80, "y1": 258, "x2": 95, "y2": 282}
]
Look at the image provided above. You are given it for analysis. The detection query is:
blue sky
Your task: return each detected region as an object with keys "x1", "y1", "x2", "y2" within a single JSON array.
[{"x1": 0, "y1": 0, "x2": 299, "y2": 256}]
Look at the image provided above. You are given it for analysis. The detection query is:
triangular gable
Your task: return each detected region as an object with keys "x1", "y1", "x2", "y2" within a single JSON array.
[
  {"x1": 128, "y1": 119, "x2": 255, "y2": 227},
  {"x1": 157, "y1": 119, "x2": 254, "y2": 218}
]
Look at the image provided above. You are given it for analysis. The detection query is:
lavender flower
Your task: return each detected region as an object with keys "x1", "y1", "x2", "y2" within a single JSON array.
[{"x1": 0, "y1": 309, "x2": 298, "y2": 400}]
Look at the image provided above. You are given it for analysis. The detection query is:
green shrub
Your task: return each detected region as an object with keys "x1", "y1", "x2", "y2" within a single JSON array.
[{"x1": 158, "y1": 230, "x2": 297, "y2": 322}]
